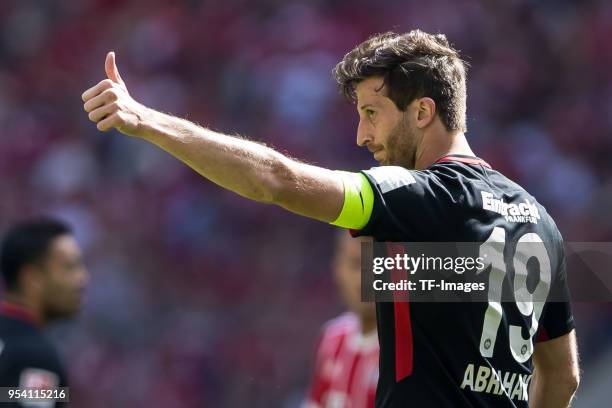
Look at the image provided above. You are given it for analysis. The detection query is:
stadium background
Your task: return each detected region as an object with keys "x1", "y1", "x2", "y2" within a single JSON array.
[{"x1": 0, "y1": 0, "x2": 611, "y2": 406}]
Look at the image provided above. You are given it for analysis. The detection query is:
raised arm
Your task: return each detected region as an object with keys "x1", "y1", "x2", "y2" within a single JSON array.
[
  {"x1": 82, "y1": 52, "x2": 372, "y2": 227},
  {"x1": 529, "y1": 330, "x2": 580, "y2": 408}
]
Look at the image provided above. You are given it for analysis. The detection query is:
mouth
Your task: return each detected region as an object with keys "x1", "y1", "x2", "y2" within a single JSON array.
[
  {"x1": 372, "y1": 149, "x2": 384, "y2": 161},
  {"x1": 74, "y1": 288, "x2": 87, "y2": 303}
]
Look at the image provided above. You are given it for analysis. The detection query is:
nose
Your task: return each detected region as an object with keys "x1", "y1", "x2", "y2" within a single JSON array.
[
  {"x1": 78, "y1": 266, "x2": 90, "y2": 288},
  {"x1": 356, "y1": 118, "x2": 372, "y2": 147}
]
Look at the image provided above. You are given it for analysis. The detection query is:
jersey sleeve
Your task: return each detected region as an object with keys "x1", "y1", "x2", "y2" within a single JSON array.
[
  {"x1": 536, "y1": 244, "x2": 575, "y2": 342},
  {"x1": 352, "y1": 166, "x2": 456, "y2": 241}
]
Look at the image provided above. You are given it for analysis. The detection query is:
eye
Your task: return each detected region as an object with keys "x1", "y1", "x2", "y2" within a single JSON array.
[{"x1": 366, "y1": 109, "x2": 376, "y2": 120}]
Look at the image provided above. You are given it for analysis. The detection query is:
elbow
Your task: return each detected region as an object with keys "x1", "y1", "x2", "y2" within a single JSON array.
[
  {"x1": 534, "y1": 367, "x2": 580, "y2": 398},
  {"x1": 556, "y1": 371, "x2": 580, "y2": 398},
  {"x1": 567, "y1": 371, "x2": 580, "y2": 394},
  {"x1": 565, "y1": 364, "x2": 581, "y2": 395}
]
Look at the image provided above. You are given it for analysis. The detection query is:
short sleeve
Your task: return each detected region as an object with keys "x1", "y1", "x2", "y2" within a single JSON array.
[
  {"x1": 353, "y1": 166, "x2": 458, "y2": 241},
  {"x1": 536, "y1": 246, "x2": 575, "y2": 342}
]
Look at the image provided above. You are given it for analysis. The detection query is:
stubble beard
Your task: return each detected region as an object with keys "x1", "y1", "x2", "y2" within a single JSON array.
[{"x1": 384, "y1": 115, "x2": 418, "y2": 169}]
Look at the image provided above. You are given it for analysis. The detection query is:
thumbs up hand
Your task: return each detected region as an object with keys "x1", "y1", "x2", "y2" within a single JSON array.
[
  {"x1": 105, "y1": 51, "x2": 126, "y2": 89},
  {"x1": 82, "y1": 52, "x2": 147, "y2": 136}
]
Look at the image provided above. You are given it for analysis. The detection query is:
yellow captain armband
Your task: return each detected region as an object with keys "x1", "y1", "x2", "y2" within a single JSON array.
[{"x1": 330, "y1": 171, "x2": 374, "y2": 230}]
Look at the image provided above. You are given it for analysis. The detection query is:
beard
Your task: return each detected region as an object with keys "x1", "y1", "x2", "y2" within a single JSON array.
[
  {"x1": 42, "y1": 291, "x2": 83, "y2": 322},
  {"x1": 383, "y1": 115, "x2": 419, "y2": 169}
]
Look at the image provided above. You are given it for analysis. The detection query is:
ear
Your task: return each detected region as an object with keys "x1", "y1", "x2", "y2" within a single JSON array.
[
  {"x1": 19, "y1": 264, "x2": 43, "y2": 295},
  {"x1": 414, "y1": 97, "x2": 436, "y2": 129}
]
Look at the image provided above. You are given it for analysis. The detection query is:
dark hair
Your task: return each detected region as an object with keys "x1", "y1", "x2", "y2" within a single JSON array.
[
  {"x1": 0, "y1": 218, "x2": 72, "y2": 290},
  {"x1": 333, "y1": 30, "x2": 468, "y2": 132}
]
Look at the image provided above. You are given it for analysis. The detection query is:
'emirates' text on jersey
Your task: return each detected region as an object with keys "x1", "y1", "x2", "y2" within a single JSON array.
[{"x1": 352, "y1": 155, "x2": 574, "y2": 408}]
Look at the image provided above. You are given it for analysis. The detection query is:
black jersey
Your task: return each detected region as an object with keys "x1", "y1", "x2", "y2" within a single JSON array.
[
  {"x1": 0, "y1": 301, "x2": 67, "y2": 407},
  {"x1": 353, "y1": 155, "x2": 574, "y2": 408}
]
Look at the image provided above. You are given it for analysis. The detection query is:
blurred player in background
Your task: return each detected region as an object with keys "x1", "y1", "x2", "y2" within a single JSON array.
[
  {"x1": 0, "y1": 218, "x2": 88, "y2": 405},
  {"x1": 82, "y1": 29, "x2": 579, "y2": 407},
  {"x1": 305, "y1": 233, "x2": 378, "y2": 408}
]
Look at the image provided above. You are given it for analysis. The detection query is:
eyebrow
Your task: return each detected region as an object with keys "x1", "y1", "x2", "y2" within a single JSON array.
[{"x1": 359, "y1": 104, "x2": 375, "y2": 111}]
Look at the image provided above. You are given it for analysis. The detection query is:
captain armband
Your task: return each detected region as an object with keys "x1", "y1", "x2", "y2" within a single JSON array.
[{"x1": 330, "y1": 171, "x2": 374, "y2": 230}]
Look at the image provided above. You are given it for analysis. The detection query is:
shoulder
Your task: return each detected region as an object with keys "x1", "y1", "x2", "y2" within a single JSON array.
[
  {"x1": 0, "y1": 324, "x2": 65, "y2": 387},
  {"x1": 316, "y1": 313, "x2": 359, "y2": 353},
  {"x1": 363, "y1": 164, "x2": 476, "y2": 200},
  {"x1": 321, "y1": 312, "x2": 359, "y2": 334},
  {"x1": 1, "y1": 326, "x2": 63, "y2": 372},
  {"x1": 362, "y1": 166, "x2": 418, "y2": 193},
  {"x1": 0, "y1": 318, "x2": 43, "y2": 356},
  {"x1": 479, "y1": 167, "x2": 565, "y2": 246}
]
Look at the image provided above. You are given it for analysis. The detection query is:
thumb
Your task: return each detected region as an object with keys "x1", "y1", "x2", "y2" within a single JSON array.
[{"x1": 105, "y1": 51, "x2": 125, "y2": 87}]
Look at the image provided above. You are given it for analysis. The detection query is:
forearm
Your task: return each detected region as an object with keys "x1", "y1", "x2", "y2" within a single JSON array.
[
  {"x1": 137, "y1": 108, "x2": 282, "y2": 201},
  {"x1": 82, "y1": 59, "x2": 346, "y2": 224},
  {"x1": 136, "y1": 108, "x2": 343, "y2": 221}
]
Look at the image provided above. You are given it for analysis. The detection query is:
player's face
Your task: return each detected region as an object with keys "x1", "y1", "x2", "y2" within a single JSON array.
[
  {"x1": 355, "y1": 77, "x2": 421, "y2": 169},
  {"x1": 334, "y1": 235, "x2": 375, "y2": 318},
  {"x1": 39, "y1": 235, "x2": 88, "y2": 320}
]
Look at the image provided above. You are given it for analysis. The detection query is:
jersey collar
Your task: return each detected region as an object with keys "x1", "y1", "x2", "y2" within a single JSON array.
[
  {"x1": 434, "y1": 154, "x2": 492, "y2": 169},
  {"x1": 0, "y1": 300, "x2": 41, "y2": 327}
]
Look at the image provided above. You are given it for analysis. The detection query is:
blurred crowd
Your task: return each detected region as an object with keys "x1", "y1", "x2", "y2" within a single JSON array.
[{"x1": 0, "y1": 0, "x2": 611, "y2": 406}]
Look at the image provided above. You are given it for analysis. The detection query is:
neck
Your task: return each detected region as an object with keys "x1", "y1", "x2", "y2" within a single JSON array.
[
  {"x1": 359, "y1": 312, "x2": 377, "y2": 335},
  {"x1": 2, "y1": 293, "x2": 44, "y2": 326},
  {"x1": 414, "y1": 130, "x2": 474, "y2": 170}
]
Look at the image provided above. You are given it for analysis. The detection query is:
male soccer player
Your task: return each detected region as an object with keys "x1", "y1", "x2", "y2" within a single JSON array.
[
  {"x1": 306, "y1": 233, "x2": 378, "y2": 408},
  {"x1": 0, "y1": 218, "x2": 88, "y2": 406},
  {"x1": 82, "y1": 30, "x2": 580, "y2": 407}
]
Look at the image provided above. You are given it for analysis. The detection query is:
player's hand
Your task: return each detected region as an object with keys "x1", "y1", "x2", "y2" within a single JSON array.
[{"x1": 82, "y1": 52, "x2": 147, "y2": 136}]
